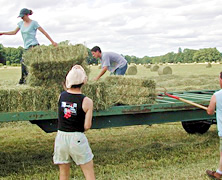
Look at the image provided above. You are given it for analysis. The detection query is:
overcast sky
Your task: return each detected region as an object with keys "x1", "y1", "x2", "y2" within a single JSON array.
[{"x1": 0, "y1": 0, "x2": 222, "y2": 57}]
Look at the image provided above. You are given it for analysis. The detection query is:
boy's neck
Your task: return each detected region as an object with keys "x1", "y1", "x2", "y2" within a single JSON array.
[{"x1": 67, "y1": 88, "x2": 82, "y2": 94}]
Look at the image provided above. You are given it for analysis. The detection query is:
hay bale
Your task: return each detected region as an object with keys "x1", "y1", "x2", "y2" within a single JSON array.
[
  {"x1": 23, "y1": 44, "x2": 90, "y2": 87},
  {"x1": 104, "y1": 76, "x2": 156, "y2": 105},
  {"x1": 126, "y1": 64, "x2": 137, "y2": 75},
  {"x1": 105, "y1": 76, "x2": 156, "y2": 88},
  {"x1": 158, "y1": 66, "x2": 172, "y2": 75},
  {"x1": 0, "y1": 86, "x2": 61, "y2": 112},
  {"x1": 206, "y1": 63, "x2": 212, "y2": 68},
  {"x1": 144, "y1": 64, "x2": 151, "y2": 68},
  {"x1": 82, "y1": 81, "x2": 110, "y2": 110},
  {"x1": 0, "y1": 81, "x2": 110, "y2": 112},
  {"x1": 150, "y1": 64, "x2": 159, "y2": 72}
]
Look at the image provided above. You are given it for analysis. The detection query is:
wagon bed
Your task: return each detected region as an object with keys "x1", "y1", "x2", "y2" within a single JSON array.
[{"x1": 0, "y1": 90, "x2": 217, "y2": 134}]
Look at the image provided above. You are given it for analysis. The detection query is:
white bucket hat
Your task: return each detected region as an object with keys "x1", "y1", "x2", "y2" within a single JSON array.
[{"x1": 65, "y1": 65, "x2": 87, "y2": 88}]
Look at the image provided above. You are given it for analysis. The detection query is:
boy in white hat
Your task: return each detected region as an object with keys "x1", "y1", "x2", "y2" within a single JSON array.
[{"x1": 53, "y1": 65, "x2": 95, "y2": 180}]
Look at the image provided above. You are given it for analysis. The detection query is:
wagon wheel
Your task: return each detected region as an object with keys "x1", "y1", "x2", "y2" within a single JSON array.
[{"x1": 181, "y1": 120, "x2": 211, "y2": 134}]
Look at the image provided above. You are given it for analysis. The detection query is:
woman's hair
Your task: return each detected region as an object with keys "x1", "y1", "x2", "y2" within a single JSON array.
[
  {"x1": 220, "y1": 72, "x2": 222, "y2": 79},
  {"x1": 28, "y1": 10, "x2": 33, "y2": 15}
]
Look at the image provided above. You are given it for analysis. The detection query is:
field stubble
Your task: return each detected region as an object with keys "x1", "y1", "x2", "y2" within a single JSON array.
[{"x1": 0, "y1": 63, "x2": 222, "y2": 179}]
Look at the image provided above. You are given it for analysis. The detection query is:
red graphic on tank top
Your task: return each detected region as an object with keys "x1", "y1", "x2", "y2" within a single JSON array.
[
  {"x1": 62, "y1": 101, "x2": 77, "y2": 119},
  {"x1": 64, "y1": 109, "x2": 72, "y2": 119}
]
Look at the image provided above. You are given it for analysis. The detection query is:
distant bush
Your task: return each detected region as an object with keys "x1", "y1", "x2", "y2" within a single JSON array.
[
  {"x1": 11, "y1": 63, "x2": 20, "y2": 67},
  {"x1": 6, "y1": 61, "x2": 10, "y2": 66},
  {"x1": 0, "y1": 63, "x2": 3, "y2": 67}
]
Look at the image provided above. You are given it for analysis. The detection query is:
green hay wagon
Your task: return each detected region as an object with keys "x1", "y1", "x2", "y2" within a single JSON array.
[{"x1": 0, "y1": 90, "x2": 216, "y2": 134}]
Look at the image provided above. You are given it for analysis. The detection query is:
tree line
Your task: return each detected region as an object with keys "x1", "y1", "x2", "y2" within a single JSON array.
[
  {"x1": 87, "y1": 47, "x2": 222, "y2": 65},
  {"x1": 1, "y1": 43, "x2": 221, "y2": 65},
  {"x1": 0, "y1": 44, "x2": 23, "y2": 65}
]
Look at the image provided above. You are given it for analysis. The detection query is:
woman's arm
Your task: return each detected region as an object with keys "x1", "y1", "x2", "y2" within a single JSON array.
[
  {"x1": 0, "y1": 27, "x2": 20, "y2": 35},
  {"x1": 37, "y1": 27, "x2": 57, "y2": 47}
]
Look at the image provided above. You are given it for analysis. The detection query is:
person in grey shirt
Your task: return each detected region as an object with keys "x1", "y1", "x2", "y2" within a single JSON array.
[{"x1": 91, "y1": 46, "x2": 128, "y2": 80}]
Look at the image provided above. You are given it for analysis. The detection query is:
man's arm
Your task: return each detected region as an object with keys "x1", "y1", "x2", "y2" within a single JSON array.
[
  {"x1": 207, "y1": 94, "x2": 216, "y2": 115},
  {"x1": 82, "y1": 97, "x2": 93, "y2": 131},
  {"x1": 94, "y1": 66, "x2": 108, "y2": 81}
]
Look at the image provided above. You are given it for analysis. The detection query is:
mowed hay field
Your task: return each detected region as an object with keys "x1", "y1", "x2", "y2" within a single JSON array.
[{"x1": 0, "y1": 63, "x2": 222, "y2": 180}]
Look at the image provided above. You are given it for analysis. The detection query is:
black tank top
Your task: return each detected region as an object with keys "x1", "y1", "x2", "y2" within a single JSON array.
[{"x1": 58, "y1": 91, "x2": 86, "y2": 132}]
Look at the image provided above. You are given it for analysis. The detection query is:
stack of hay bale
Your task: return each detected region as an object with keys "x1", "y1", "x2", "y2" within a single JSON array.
[
  {"x1": 23, "y1": 44, "x2": 90, "y2": 87},
  {"x1": 1, "y1": 44, "x2": 157, "y2": 113},
  {"x1": 0, "y1": 44, "x2": 109, "y2": 112}
]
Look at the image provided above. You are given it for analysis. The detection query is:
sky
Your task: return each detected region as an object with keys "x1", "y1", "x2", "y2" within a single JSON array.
[{"x1": 0, "y1": 0, "x2": 222, "y2": 57}]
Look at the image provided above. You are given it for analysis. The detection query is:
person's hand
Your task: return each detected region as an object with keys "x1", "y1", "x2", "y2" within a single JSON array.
[
  {"x1": 52, "y1": 41, "x2": 58, "y2": 47},
  {"x1": 93, "y1": 77, "x2": 99, "y2": 81}
]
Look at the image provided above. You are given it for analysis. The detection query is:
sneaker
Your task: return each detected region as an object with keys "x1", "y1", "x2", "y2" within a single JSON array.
[
  {"x1": 206, "y1": 170, "x2": 222, "y2": 180},
  {"x1": 18, "y1": 79, "x2": 26, "y2": 84}
]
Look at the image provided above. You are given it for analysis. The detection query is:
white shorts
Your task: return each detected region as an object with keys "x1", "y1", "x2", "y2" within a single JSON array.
[{"x1": 53, "y1": 130, "x2": 94, "y2": 165}]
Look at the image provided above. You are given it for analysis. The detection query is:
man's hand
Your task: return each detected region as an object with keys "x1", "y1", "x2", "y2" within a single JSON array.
[{"x1": 93, "y1": 76, "x2": 100, "y2": 81}]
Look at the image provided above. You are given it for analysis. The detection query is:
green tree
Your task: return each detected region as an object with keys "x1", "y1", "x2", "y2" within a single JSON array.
[
  {"x1": 193, "y1": 48, "x2": 222, "y2": 63},
  {"x1": 4, "y1": 47, "x2": 23, "y2": 64},
  {"x1": 140, "y1": 56, "x2": 151, "y2": 64},
  {"x1": 0, "y1": 44, "x2": 5, "y2": 64},
  {"x1": 183, "y1": 49, "x2": 197, "y2": 63},
  {"x1": 178, "y1": 47, "x2": 182, "y2": 53},
  {"x1": 124, "y1": 55, "x2": 132, "y2": 64}
]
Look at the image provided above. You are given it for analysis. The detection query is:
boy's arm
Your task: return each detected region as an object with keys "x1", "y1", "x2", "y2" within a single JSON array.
[{"x1": 82, "y1": 97, "x2": 93, "y2": 131}]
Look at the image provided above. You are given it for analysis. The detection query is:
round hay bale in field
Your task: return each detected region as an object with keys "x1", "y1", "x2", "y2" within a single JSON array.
[
  {"x1": 150, "y1": 64, "x2": 159, "y2": 72},
  {"x1": 206, "y1": 63, "x2": 212, "y2": 68},
  {"x1": 126, "y1": 65, "x2": 137, "y2": 75},
  {"x1": 158, "y1": 66, "x2": 172, "y2": 75},
  {"x1": 145, "y1": 64, "x2": 151, "y2": 68}
]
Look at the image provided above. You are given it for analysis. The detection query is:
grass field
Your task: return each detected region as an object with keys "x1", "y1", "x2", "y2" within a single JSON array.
[{"x1": 0, "y1": 63, "x2": 222, "y2": 180}]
